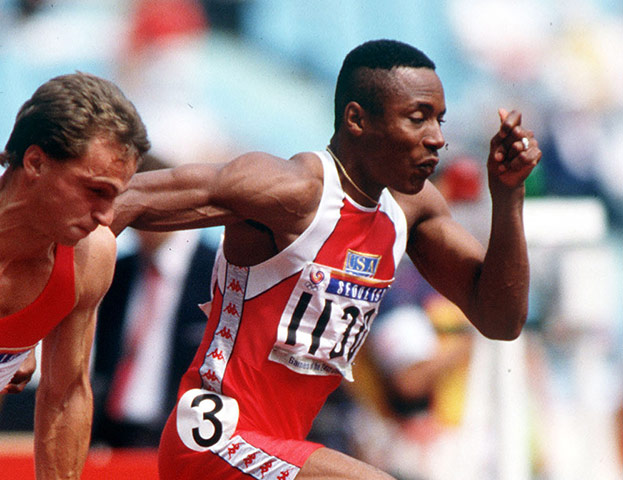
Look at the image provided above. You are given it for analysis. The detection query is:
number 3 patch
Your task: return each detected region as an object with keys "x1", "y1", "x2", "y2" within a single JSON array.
[{"x1": 176, "y1": 388, "x2": 240, "y2": 452}]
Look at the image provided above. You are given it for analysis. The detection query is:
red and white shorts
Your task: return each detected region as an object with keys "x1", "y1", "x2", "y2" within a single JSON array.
[{"x1": 158, "y1": 402, "x2": 322, "y2": 480}]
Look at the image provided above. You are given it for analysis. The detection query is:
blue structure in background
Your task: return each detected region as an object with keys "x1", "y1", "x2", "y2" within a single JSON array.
[
  {"x1": 0, "y1": 1, "x2": 475, "y2": 158},
  {"x1": 239, "y1": 1, "x2": 473, "y2": 103}
]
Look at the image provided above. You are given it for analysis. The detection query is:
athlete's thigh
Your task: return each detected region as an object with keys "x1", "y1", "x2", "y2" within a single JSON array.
[{"x1": 297, "y1": 447, "x2": 395, "y2": 480}]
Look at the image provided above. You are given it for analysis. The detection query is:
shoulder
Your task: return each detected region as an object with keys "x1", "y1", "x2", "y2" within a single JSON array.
[
  {"x1": 73, "y1": 226, "x2": 117, "y2": 307},
  {"x1": 287, "y1": 152, "x2": 324, "y2": 199},
  {"x1": 225, "y1": 151, "x2": 324, "y2": 229},
  {"x1": 231, "y1": 150, "x2": 323, "y2": 188},
  {"x1": 390, "y1": 180, "x2": 452, "y2": 231},
  {"x1": 232, "y1": 150, "x2": 322, "y2": 178},
  {"x1": 276, "y1": 152, "x2": 324, "y2": 225}
]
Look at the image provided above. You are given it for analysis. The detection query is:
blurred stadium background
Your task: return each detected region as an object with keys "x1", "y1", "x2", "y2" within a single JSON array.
[{"x1": 0, "y1": 1, "x2": 622, "y2": 479}]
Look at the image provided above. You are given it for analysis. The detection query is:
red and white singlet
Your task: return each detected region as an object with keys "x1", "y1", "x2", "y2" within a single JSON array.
[
  {"x1": 0, "y1": 244, "x2": 75, "y2": 388},
  {"x1": 159, "y1": 151, "x2": 408, "y2": 479}
]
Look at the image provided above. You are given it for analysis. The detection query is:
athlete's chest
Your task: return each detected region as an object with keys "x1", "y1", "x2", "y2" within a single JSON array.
[
  {"x1": 0, "y1": 258, "x2": 53, "y2": 318},
  {"x1": 313, "y1": 200, "x2": 399, "y2": 277},
  {"x1": 266, "y1": 201, "x2": 401, "y2": 380}
]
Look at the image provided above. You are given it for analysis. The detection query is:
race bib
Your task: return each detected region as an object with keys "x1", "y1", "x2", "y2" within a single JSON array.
[{"x1": 269, "y1": 262, "x2": 392, "y2": 381}]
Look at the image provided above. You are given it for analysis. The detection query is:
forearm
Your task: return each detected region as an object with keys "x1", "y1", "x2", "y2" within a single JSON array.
[
  {"x1": 471, "y1": 107, "x2": 540, "y2": 340},
  {"x1": 474, "y1": 186, "x2": 529, "y2": 340},
  {"x1": 112, "y1": 163, "x2": 240, "y2": 235},
  {"x1": 34, "y1": 379, "x2": 93, "y2": 479},
  {"x1": 116, "y1": 194, "x2": 235, "y2": 233}
]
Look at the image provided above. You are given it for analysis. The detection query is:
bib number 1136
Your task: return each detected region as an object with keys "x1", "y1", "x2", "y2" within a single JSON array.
[{"x1": 285, "y1": 291, "x2": 376, "y2": 363}]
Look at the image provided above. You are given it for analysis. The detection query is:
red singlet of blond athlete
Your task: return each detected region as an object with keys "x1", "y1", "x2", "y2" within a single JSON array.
[{"x1": 0, "y1": 245, "x2": 74, "y2": 388}]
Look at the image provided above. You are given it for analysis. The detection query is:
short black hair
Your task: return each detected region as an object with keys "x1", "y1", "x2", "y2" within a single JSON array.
[{"x1": 333, "y1": 39, "x2": 436, "y2": 131}]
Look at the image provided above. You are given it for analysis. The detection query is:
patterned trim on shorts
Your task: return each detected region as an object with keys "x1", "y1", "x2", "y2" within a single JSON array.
[{"x1": 212, "y1": 434, "x2": 300, "y2": 480}]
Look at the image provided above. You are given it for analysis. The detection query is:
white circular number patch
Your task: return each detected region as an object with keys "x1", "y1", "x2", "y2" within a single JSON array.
[{"x1": 176, "y1": 388, "x2": 239, "y2": 452}]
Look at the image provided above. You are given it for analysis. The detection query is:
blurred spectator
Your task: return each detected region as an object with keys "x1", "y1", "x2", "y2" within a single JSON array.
[
  {"x1": 16, "y1": 0, "x2": 43, "y2": 17},
  {"x1": 433, "y1": 155, "x2": 490, "y2": 245},
  {"x1": 346, "y1": 302, "x2": 473, "y2": 480},
  {"x1": 198, "y1": 0, "x2": 245, "y2": 33},
  {"x1": 127, "y1": 0, "x2": 208, "y2": 54},
  {"x1": 91, "y1": 154, "x2": 219, "y2": 448},
  {"x1": 433, "y1": 155, "x2": 481, "y2": 203},
  {"x1": 117, "y1": 0, "x2": 235, "y2": 165}
]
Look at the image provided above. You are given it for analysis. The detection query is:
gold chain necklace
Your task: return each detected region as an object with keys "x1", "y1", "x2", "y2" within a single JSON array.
[{"x1": 326, "y1": 146, "x2": 378, "y2": 205}]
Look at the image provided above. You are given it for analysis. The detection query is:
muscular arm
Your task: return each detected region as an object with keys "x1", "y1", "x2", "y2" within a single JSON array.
[
  {"x1": 111, "y1": 161, "x2": 235, "y2": 234},
  {"x1": 34, "y1": 227, "x2": 116, "y2": 479},
  {"x1": 111, "y1": 152, "x2": 323, "y2": 240},
  {"x1": 403, "y1": 109, "x2": 540, "y2": 340}
]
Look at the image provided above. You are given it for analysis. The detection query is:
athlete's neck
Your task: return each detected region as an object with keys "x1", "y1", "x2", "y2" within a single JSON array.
[{"x1": 326, "y1": 145, "x2": 379, "y2": 207}]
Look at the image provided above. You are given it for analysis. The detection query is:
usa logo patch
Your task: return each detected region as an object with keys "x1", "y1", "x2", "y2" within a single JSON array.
[{"x1": 344, "y1": 250, "x2": 380, "y2": 278}]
